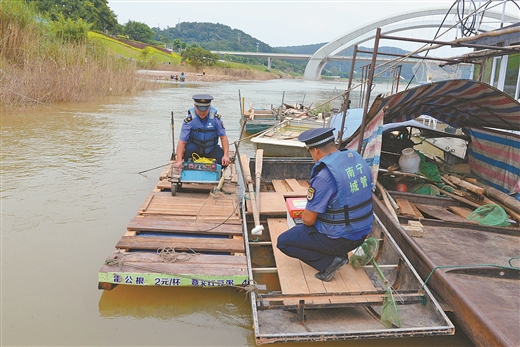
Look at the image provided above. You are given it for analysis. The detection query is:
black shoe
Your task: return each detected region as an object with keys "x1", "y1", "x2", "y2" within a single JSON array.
[{"x1": 315, "y1": 256, "x2": 348, "y2": 282}]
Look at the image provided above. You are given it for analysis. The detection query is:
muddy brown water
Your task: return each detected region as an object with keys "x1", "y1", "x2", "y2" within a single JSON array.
[{"x1": 1, "y1": 79, "x2": 472, "y2": 346}]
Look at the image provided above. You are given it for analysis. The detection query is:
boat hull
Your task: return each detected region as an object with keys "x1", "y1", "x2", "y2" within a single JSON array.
[
  {"x1": 372, "y1": 193, "x2": 520, "y2": 347},
  {"x1": 245, "y1": 158, "x2": 455, "y2": 345}
]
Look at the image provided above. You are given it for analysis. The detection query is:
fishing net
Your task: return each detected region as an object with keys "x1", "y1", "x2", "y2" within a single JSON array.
[
  {"x1": 412, "y1": 60, "x2": 463, "y2": 84},
  {"x1": 409, "y1": 183, "x2": 441, "y2": 196},
  {"x1": 467, "y1": 204, "x2": 510, "y2": 227},
  {"x1": 351, "y1": 238, "x2": 402, "y2": 328},
  {"x1": 418, "y1": 152, "x2": 441, "y2": 182},
  {"x1": 350, "y1": 237, "x2": 379, "y2": 270}
]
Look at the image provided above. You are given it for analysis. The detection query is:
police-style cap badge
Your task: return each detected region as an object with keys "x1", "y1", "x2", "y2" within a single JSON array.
[
  {"x1": 192, "y1": 94, "x2": 213, "y2": 111},
  {"x1": 298, "y1": 127, "x2": 335, "y2": 148}
]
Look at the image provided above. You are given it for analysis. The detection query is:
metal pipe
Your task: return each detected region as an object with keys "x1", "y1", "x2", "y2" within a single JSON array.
[{"x1": 358, "y1": 27, "x2": 381, "y2": 154}]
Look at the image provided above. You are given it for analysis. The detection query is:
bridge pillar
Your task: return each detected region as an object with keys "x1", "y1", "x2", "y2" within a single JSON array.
[{"x1": 268, "y1": 57, "x2": 271, "y2": 70}]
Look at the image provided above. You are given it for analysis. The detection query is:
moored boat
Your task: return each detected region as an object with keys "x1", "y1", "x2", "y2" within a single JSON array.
[
  {"x1": 251, "y1": 108, "x2": 363, "y2": 157},
  {"x1": 241, "y1": 156, "x2": 455, "y2": 345},
  {"x1": 349, "y1": 79, "x2": 520, "y2": 347}
]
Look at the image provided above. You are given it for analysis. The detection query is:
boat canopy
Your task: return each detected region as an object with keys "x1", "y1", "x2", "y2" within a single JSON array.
[
  {"x1": 382, "y1": 119, "x2": 470, "y2": 140},
  {"x1": 372, "y1": 80, "x2": 520, "y2": 131}
]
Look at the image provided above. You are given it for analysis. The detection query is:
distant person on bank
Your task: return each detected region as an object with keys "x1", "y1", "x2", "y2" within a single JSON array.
[
  {"x1": 175, "y1": 94, "x2": 230, "y2": 169},
  {"x1": 277, "y1": 128, "x2": 374, "y2": 282}
]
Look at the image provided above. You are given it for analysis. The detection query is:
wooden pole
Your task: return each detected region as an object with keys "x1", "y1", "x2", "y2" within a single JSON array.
[
  {"x1": 240, "y1": 154, "x2": 262, "y2": 234},
  {"x1": 255, "y1": 149, "x2": 264, "y2": 212}
]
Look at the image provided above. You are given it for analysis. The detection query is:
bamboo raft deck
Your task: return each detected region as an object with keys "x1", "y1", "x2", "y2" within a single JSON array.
[{"x1": 98, "y1": 161, "x2": 248, "y2": 290}]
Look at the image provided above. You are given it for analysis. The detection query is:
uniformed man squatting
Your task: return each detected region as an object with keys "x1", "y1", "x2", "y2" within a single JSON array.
[{"x1": 277, "y1": 127, "x2": 374, "y2": 282}]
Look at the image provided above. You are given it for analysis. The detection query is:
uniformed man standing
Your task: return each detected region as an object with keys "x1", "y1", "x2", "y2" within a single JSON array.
[
  {"x1": 277, "y1": 128, "x2": 374, "y2": 282},
  {"x1": 175, "y1": 94, "x2": 230, "y2": 168}
]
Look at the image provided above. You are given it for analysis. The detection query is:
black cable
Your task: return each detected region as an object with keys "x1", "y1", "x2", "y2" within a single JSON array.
[{"x1": 405, "y1": 1, "x2": 457, "y2": 89}]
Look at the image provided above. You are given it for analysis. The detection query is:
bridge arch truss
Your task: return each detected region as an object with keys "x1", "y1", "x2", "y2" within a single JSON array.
[{"x1": 304, "y1": 7, "x2": 519, "y2": 80}]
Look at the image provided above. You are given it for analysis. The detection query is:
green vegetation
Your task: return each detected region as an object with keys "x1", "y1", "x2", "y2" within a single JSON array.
[
  {"x1": 26, "y1": 0, "x2": 118, "y2": 33},
  {"x1": 0, "y1": 1, "x2": 157, "y2": 109},
  {"x1": 181, "y1": 45, "x2": 218, "y2": 67},
  {"x1": 89, "y1": 32, "x2": 181, "y2": 66},
  {"x1": 124, "y1": 20, "x2": 155, "y2": 43}
]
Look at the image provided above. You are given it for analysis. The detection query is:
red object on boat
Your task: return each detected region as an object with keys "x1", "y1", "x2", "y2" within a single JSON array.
[{"x1": 395, "y1": 182, "x2": 407, "y2": 192}]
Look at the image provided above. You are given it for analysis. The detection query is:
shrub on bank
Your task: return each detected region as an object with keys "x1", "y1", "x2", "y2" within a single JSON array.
[{"x1": 0, "y1": 1, "x2": 158, "y2": 109}]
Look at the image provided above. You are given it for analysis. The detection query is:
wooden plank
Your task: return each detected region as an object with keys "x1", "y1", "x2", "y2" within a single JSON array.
[
  {"x1": 410, "y1": 202, "x2": 424, "y2": 218},
  {"x1": 396, "y1": 198, "x2": 418, "y2": 218},
  {"x1": 116, "y1": 235, "x2": 245, "y2": 253},
  {"x1": 138, "y1": 192, "x2": 240, "y2": 221},
  {"x1": 159, "y1": 162, "x2": 174, "y2": 180},
  {"x1": 156, "y1": 179, "x2": 170, "y2": 191},
  {"x1": 414, "y1": 203, "x2": 468, "y2": 222},
  {"x1": 285, "y1": 179, "x2": 307, "y2": 192},
  {"x1": 267, "y1": 218, "x2": 378, "y2": 306},
  {"x1": 127, "y1": 217, "x2": 243, "y2": 235},
  {"x1": 103, "y1": 251, "x2": 247, "y2": 266},
  {"x1": 299, "y1": 263, "x2": 329, "y2": 304},
  {"x1": 298, "y1": 180, "x2": 310, "y2": 189},
  {"x1": 272, "y1": 179, "x2": 290, "y2": 192},
  {"x1": 336, "y1": 265, "x2": 376, "y2": 303},
  {"x1": 448, "y1": 206, "x2": 474, "y2": 220},
  {"x1": 136, "y1": 214, "x2": 242, "y2": 224},
  {"x1": 267, "y1": 218, "x2": 310, "y2": 302},
  {"x1": 246, "y1": 192, "x2": 287, "y2": 216}
]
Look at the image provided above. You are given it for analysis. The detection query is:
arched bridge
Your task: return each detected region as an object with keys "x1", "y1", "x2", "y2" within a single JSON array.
[{"x1": 213, "y1": 7, "x2": 519, "y2": 80}]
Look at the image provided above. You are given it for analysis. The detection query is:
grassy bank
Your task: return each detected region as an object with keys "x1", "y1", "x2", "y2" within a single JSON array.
[
  {"x1": 0, "y1": 2, "x2": 283, "y2": 110},
  {"x1": 0, "y1": 2, "x2": 160, "y2": 110}
]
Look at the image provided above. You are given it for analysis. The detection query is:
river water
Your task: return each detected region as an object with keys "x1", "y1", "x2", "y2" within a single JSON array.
[{"x1": 1, "y1": 79, "x2": 471, "y2": 346}]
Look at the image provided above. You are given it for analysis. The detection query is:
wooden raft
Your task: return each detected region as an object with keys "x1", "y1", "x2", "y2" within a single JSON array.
[
  {"x1": 99, "y1": 162, "x2": 247, "y2": 290},
  {"x1": 259, "y1": 178, "x2": 379, "y2": 306}
]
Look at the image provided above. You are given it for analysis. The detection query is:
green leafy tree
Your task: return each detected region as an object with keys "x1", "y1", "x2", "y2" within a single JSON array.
[
  {"x1": 181, "y1": 45, "x2": 218, "y2": 67},
  {"x1": 49, "y1": 13, "x2": 91, "y2": 43},
  {"x1": 27, "y1": 0, "x2": 117, "y2": 32},
  {"x1": 124, "y1": 20, "x2": 154, "y2": 43},
  {"x1": 172, "y1": 38, "x2": 182, "y2": 52}
]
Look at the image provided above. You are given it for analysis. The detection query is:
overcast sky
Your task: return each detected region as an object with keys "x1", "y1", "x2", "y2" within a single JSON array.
[{"x1": 107, "y1": 0, "x2": 518, "y2": 47}]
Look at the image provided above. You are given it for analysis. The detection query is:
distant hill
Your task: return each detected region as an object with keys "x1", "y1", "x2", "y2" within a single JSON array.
[
  {"x1": 153, "y1": 22, "x2": 434, "y2": 79},
  {"x1": 154, "y1": 22, "x2": 284, "y2": 53}
]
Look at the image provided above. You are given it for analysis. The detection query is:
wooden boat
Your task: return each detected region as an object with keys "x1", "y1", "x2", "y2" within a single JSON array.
[
  {"x1": 250, "y1": 119, "x2": 323, "y2": 157},
  {"x1": 241, "y1": 157, "x2": 454, "y2": 345},
  {"x1": 250, "y1": 108, "x2": 363, "y2": 158},
  {"x1": 372, "y1": 191, "x2": 520, "y2": 347},
  {"x1": 349, "y1": 79, "x2": 520, "y2": 347},
  {"x1": 241, "y1": 104, "x2": 279, "y2": 134},
  {"x1": 98, "y1": 158, "x2": 248, "y2": 290}
]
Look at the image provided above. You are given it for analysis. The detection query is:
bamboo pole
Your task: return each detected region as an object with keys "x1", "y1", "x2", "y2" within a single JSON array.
[{"x1": 473, "y1": 181, "x2": 520, "y2": 215}]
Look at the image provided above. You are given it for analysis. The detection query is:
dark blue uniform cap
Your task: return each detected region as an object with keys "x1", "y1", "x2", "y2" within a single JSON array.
[
  {"x1": 298, "y1": 127, "x2": 336, "y2": 148},
  {"x1": 192, "y1": 94, "x2": 213, "y2": 111}
]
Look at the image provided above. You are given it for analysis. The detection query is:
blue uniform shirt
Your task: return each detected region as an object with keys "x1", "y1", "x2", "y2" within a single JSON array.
[
  {"x1": 179, "y1": 109, "x2": 226, "y2": 142},
  {"x1": 306, "y1": 167, "x2": 336, "y2": 214}
]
